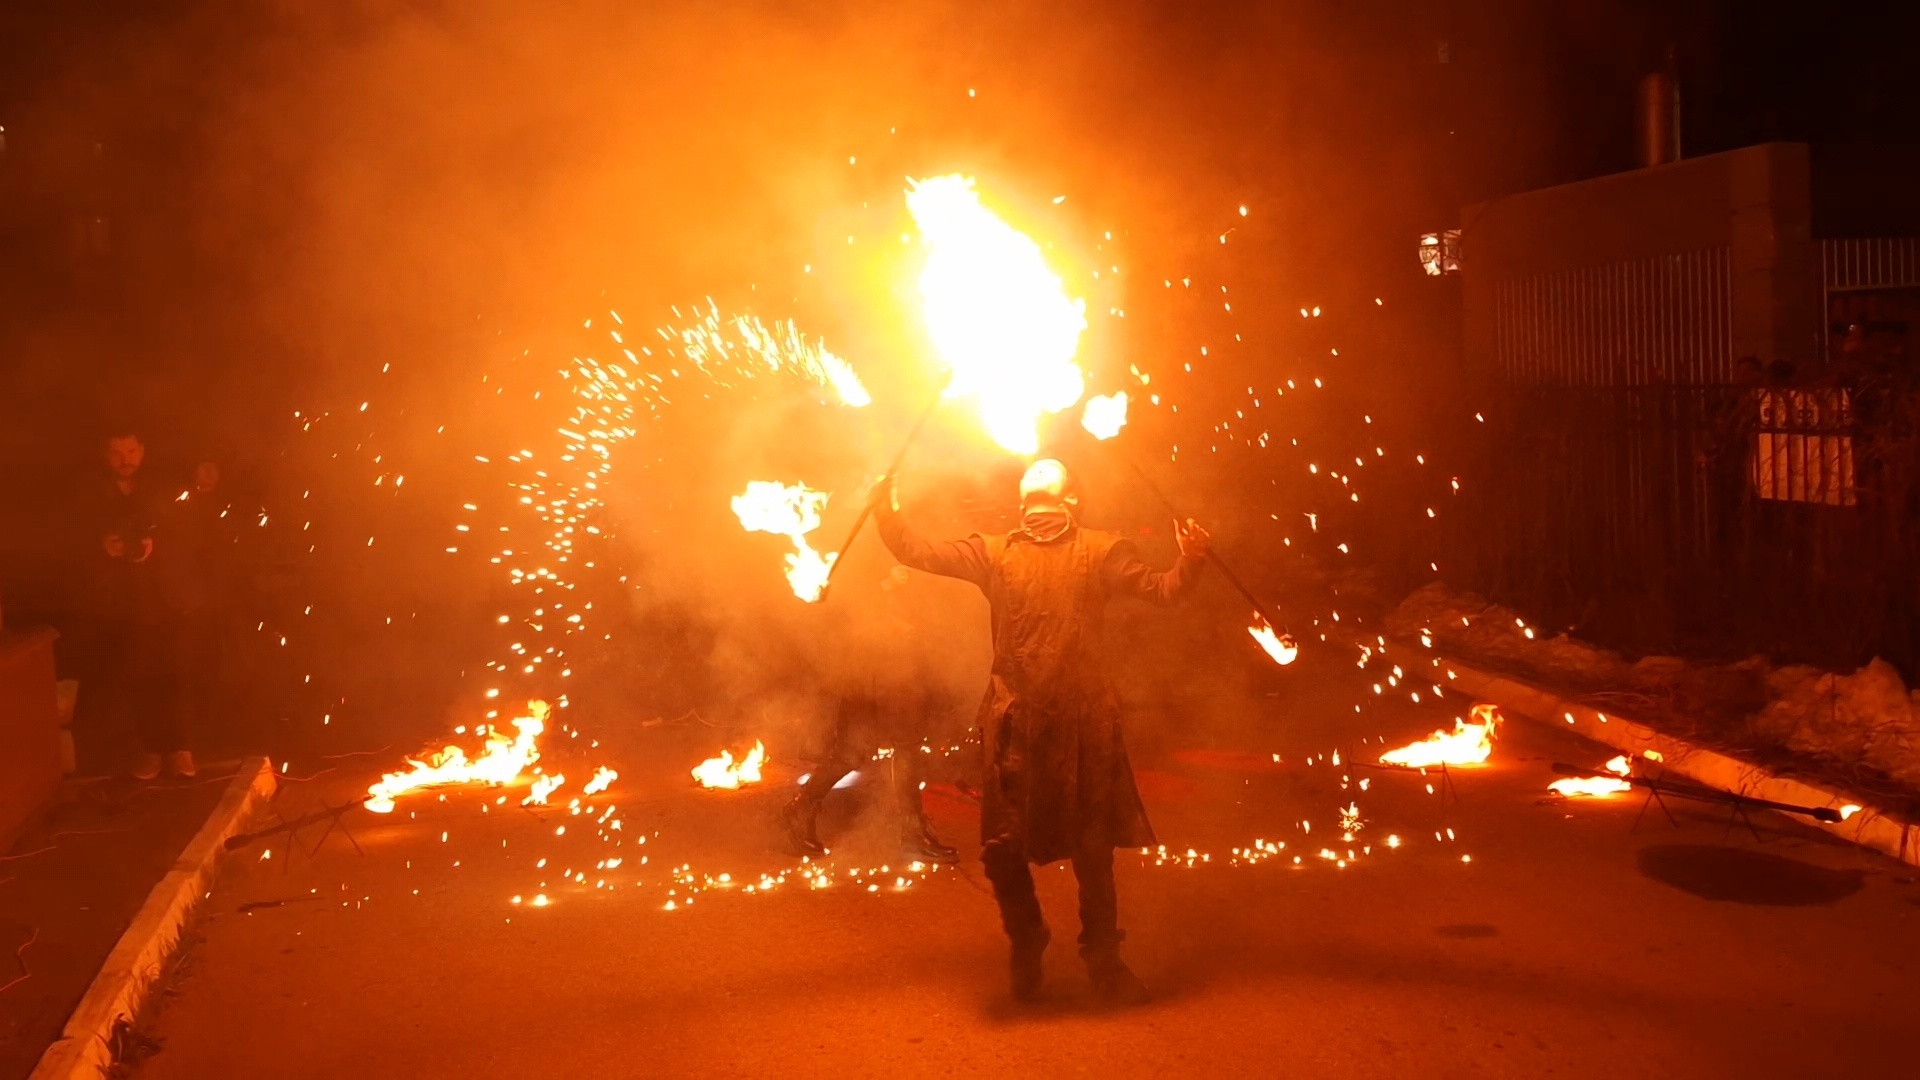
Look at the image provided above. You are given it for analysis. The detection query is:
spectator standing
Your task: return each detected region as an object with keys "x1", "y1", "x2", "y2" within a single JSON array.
[{"x1": 81, "y1": 430, "x2": 187, "y2": 779}]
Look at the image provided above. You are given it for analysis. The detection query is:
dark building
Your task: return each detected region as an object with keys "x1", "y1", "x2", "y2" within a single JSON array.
[{"x1": 1450, "y1": 141, "x2": 1920, "y2": 675}]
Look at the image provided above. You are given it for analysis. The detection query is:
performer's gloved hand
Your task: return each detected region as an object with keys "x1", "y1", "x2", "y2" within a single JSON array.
[
  {"x1": 867, "y1": 474, "x2": 897, "y2": 513},
  {"x1": 1174, "y1": 517, "x2": 1211, "y2": 559}
]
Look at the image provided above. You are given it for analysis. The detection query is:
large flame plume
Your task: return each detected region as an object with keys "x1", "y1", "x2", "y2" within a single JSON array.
[
  {"x1": 692, "y1": 741, "x2": 768, "y2": 789},
  {"x1": 907, "y1": 175, "x2": 1087, "y2": 455},
  {"x1": 732, "y1": 480, "x2": 836, "y2": 602},
  {"x1": 1379, "y1": 703, "x2": 1501, "y2": 768},
  {"x1": 364, "y1": 699, "x2": 551, "y2": 813}
]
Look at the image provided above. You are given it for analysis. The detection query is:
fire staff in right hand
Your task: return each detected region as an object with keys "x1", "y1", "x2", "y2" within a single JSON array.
[{"x1": 872, "y1": 459, "x2": 1209, "y2": 1004}]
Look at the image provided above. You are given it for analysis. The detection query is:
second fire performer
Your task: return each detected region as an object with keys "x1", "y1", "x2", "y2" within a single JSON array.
[{"x1": 782, "y1": 565, "x2": 962, "y2": 864}]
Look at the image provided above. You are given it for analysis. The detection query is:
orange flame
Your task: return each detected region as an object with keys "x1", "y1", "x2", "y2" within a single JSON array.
[
  {"x1": 521, "y1": 773, "x2": 565, "y2": 806},
  {"x1": 581, "y1": 766, "x2": 618, "y2": 796},
  {"x1": 907, "y1": 175, "x2": 1086, "y2": 455},
  {"x1": 364, "y1": 699, "x2": 550, "y2": 813},
  {"x1": 1247, "y1": 613, "x2": 1298, "y2": 666},
  {"x1": 1379, "y1": 703, "x2": 1500, "y2": 768},
  {"x1": 1081, "y1": 391, "x2": 1129, "y2": 440},
  {"x1": 692, "y1": 741, "x2": 768, "y2": 789},
  {"x1": 732, "y1": 481, "x2": 835, "y2": 602},
  {"x1": 1548, "y1": 754, "x2": 1634, "y2": 797}
]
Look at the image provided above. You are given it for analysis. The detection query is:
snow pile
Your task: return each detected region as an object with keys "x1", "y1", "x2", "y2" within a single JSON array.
[
  {"x1": 1386, "y1": 582, "x2": 1629, "y2": 691},
  {"x1": 1751, "y1": 660, "x2": 1920, "y2": 790},
  {"x1": 1390, "y1": 581, "x2": 1920, "y2": 796}
]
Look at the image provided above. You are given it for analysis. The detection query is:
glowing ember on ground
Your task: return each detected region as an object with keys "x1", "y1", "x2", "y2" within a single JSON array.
[
  {"x1": 1337, "y1": 802, "x2": 1365, "y2": 835},
  {"x1": 1247, "y1": 613, "x2": 1299, "y2": 665},
  {"x1": 906, "y1": 174, "x2": 1087, "y2": 455},
  {"x1": 1548, "y1": 754, "x2": 1635, "y2": 797},
  {"x1": 364, "y1": 699, "x2": 550, "y2": 813},
  {"x1": 1081, "y1": 391, "x2": 1129, "y2": 440},
  {"x1": 731, "y1": 480, "x2": 836, "y2": 601},
  {"x1": 1379, "y1": 703, "x2": 1500, "y2": 768},
  {"x1": 692, "y1": 741, "x2": 768, "y2": 789}
]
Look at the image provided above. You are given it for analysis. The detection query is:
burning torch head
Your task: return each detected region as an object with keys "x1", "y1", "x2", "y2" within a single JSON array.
[{"x1": 1018, "y1": 458, "x2": 1077, "y2": 513}]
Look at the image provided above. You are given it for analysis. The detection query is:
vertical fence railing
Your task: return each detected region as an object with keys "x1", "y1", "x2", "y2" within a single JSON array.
[
  {"x1": 1492, "y1": 248, "x2": 1732, "y2": 387},
  {"x1": 1823, "y1": 237, "x2": 1920, "y2": 292},
  {"x1": 1451, "y1": 383, "x2": 1918, "y2": 677},
  {"x1": 1469, "y1": 246, "x2": 1919, "y2": 675}
]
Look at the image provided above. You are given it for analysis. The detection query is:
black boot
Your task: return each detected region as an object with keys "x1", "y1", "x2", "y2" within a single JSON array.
[
  {"x1": 985, "y1": 841, "x2": 1049, "y2": 1001},
  {"x1": 1010, "y1": 926, "x2": 1050, "y2": 1002},
  {"x1": 780, "y1": 796, "x2": 827, "y2": 858},
  {"x1": 900, "y1": 815, "x2": 959, "y2": 864},
  {"x1": 1084, "y1": 950, "x2": 1150, "y2": 1006}
]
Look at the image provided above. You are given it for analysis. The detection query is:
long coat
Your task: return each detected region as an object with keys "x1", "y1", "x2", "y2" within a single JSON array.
[{"x1": 877, "y1": 507, "x2": 1201, "y2": 864}]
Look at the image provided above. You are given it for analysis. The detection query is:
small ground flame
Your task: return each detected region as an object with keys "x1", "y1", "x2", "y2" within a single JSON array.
[
  {"x1": 581, "y1": 766, "x2": 618, "y2": 796},
  {"x1": 732, "y1": 480, "x2": 836, "y2": 602},
  {"x1": 692, "y1": 741, "x2": 768, "y2": 789},
  {"x1": 1379, "y1": 703, "x2": 1500, "y2": 768},
  {"x1": 521, "y1": 773, "x2": 565, "y2": 806},
  {"x1": 364, "y1": 699, "x2": 550, "y2": 813},
  {"x1": 1548, "y1": 754, "x2": 1634, "y2": 797}
]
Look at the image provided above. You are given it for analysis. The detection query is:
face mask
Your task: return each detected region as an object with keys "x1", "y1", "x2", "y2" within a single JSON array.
[{"x1": 1020, "y1": 507, "x2": 1075, "y2": 542}]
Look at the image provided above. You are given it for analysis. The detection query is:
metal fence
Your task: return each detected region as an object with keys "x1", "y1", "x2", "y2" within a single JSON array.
[
  {"x1": 1824, "y1": 237, "x2": 1920, "y2": 292},
  {"x1": 1489, "y1": 248, "x2": 1733, "y2": 386},
  {"x1": 1449, "y1": 382, "x2": 1920, "y2": 677}
]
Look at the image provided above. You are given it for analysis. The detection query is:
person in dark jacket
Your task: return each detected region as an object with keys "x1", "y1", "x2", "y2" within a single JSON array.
[
  {"x1": 82, "y1": 430, "x2": 185, "y2": 778},
  {"x1": 873, "y1": 458, "x2": 1209, "y2": 1004}
]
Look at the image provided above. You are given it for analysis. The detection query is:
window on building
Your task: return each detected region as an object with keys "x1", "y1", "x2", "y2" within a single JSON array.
[
  {"x1": 1752, "y1": 388, "x2": 1856, "y2": 506},
  {"x1": 1418, "y1": 229, "x2": 1461, "y2": 276}
]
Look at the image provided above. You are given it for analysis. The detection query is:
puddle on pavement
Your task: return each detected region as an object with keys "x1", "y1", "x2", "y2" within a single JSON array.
[{"x1": 1636, "y1": 844, "x2": 1865, "y2": 905}]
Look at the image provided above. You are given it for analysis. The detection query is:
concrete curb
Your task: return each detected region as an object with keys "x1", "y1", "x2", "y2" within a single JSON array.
[
  {"x1": 1435, "y1": 657, "x2": 1920, "y2": 869},
  {"x1": 29, "y1": 756, "x2": 278, "y2": 1080}
]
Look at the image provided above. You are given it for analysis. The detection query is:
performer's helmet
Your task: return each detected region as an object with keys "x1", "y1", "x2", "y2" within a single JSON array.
[{"x1": 1018, "y1": 458, "x2": 1077, "y2": 511}]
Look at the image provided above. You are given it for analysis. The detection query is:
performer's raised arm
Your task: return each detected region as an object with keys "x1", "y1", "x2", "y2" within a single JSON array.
[
  {"x1": 871, "y1": 477, "x2": 991, "y2": 588},
  {"x1": 1103, "y1": 518, "x2": 1210, "y2": 606}
]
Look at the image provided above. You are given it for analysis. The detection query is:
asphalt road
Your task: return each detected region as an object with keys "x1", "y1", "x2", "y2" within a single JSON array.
[
  {"x1": 0, "y1": 775, "x2": 226, "y2": 1080},
  {"x1": 128, "y1": 647, "x2": 1920, "y2": 1079}
]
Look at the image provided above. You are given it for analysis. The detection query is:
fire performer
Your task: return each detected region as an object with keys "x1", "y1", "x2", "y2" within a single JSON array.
[
  {"x1": 782, "y1": 566, "x2": 961, "y2": 864},
  {"x1": 871, "y1": 459, "x2": 1210, "y2": 1004}
]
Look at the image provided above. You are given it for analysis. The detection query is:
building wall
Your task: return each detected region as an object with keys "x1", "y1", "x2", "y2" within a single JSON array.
[{"x1": 1463, "y1": 143, "x2": 1825, "y2": 385}]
